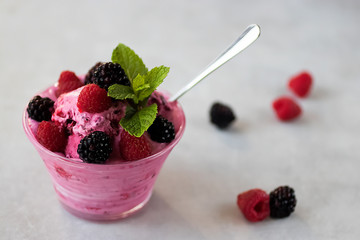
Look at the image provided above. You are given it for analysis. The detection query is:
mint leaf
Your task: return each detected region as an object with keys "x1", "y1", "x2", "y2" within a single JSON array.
[
  {"x1": 135, "y1": 84, "x2": 150, "y2": 92},
  {"x1": 138, "y1": 66, "x2": 170, "y2": 101},
  {"x1": 108, "y1": 84, "x2": 136, "y2": 101},
  {"x1": 112, "y1": 43, "x2": 148, "y2": 81},
  {"x1": 120, "y1": 103, "x2": 158, "y2": 137},
  {"x1": 132, "y1": 74, "x2": 150, "y2": 103},
  {"x1": 132, "y1": 74, "x2": 150, "y2": 92}
]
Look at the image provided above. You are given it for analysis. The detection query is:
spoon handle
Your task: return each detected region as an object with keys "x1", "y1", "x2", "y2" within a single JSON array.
[{"x1": 170, "y1": 24, "x2": 261, "y2": 102}]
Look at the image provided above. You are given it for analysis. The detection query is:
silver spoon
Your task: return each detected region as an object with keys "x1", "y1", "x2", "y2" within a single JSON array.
[{"x1": 170, "y1": 24, "x2": 261, "y2": 102}]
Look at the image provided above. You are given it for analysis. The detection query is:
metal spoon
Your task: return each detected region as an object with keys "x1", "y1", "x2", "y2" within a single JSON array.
[{"x1": 170, "y1": 24, "x2": 261, "y2": 102}]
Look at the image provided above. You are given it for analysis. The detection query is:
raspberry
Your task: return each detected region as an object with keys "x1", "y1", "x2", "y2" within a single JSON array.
[
  {"x1": 91, "y1": 62, "x2": 130, "y2": 90},
  {"x1": 237, "y1": 189, "x2": 270, "y2": 222},
  {"x1": 119, "y1": 131, "x2": 152, "y2": 161},
  {"x1": 210, "y1": 102, "x2": 236, "y2": 129},
  {"x1": 147, "y1": 116, "x2": 175, "y2": 143},
  {"x1": 56, "y1": 71, "x2": 83, "y2": 97},
  {"x1": 269, "y1": 186, "x2": 297, "y2": 218},
  {"x1": 288, "y1": 71, "x2": 313, "y2": 98},
  {"x1": 36, "y1": 121, "x2": 67, "y2": 152},
  {"x1": 77, "y1": 131, "x2": 112, "y2": 164},
  {"x1": 84, "y1": 62, "x2": 103, "y2": 85},
  {"x1": 27, "y1": 95, "x2": 54, "y2": 122},
  {"x1": 272, "y1": 97, "x2": 301, "y2": 121},
  {"x1": 77, "y1": 84, "x2": 112, "y2": 113}
]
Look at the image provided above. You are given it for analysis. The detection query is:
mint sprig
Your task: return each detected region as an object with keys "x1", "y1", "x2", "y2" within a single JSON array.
[{"x1": 108, "y1": 43, "x2": 170, "y2": 137}]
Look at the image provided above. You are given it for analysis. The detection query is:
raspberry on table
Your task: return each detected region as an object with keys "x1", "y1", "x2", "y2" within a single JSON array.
[
  {"x1": 56, "y1": 71, "x2": 83, "y2": 97},
  {"x1": 210, "y1": 102, "x2": 236, "y2": 129},
  {"x1": 147, "y1": 116, "x2": 175, "y2": 143},
  {"x1": 269, "y1": 186, "x2": 297, "y2": 218},
  {"x1": 84, "y1": 62, "x2": 103, "y2": 85},
  {"x1": 272, "y1": 96, "x2": 302, "y2": 121},
  {"x1": 77, "y1": 84, "x2": 112, "y2": 113},
  {"x1": 237, "y1": 189, "x2": 270, "y2": 222},
  {"x1": 119, "y1": 131, "x2": 152, "y2": 161},
  {"x1": 36, "y1": 121, "x2": 67, "y2": 152},
  {"x1": 91, "y1": 62, "x2": 130, "y2": 90},
  {"x1": 77, "y1": 131, "x2": 112, "y2": 164},
  {"x1": 27, "y1": 95, "x2": 54, "y2": 122},
  {"x1": 288, "y1": 71, "x2": 313, "y2": 98}
]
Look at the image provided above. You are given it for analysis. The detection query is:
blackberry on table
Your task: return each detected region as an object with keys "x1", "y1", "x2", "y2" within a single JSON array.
[
  {"x1": 210, "y1": 102, "x2": 236, "y2": 129},
  {"x1": 91, "y1": 62, "x2": 130, "y2": 90},
  {"x1": 27, "y1": 95, "x2": 54, "y2": 122},
  {"x1": 269, "y1": 186, "x2": 297, "y2": 218},
  {"x1": 77, "y1": 131, "x2": 112, "y2": 164},
  {"x1": 147, "y1": 116, "x2": 175, "y2": 143}
]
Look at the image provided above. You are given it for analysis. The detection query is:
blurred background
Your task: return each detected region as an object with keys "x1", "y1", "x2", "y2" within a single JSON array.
[{"x1": 1, "y1": 0, "x2": 360, "y2": 239}]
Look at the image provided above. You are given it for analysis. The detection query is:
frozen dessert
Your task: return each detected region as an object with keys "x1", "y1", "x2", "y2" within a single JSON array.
[
  {"x1": 26, "y1": 44, "x2": 182, "y2": 163},
  {"x1": 23, "y1": 43, "x2": 186, "y2": 220}
]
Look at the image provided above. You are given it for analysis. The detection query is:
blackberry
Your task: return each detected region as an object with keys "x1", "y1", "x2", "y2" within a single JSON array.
[
  {"x1": 210, "y1": 102, "x2": 236, "y2": 129},
  {"x1": 27, "y1": 95, "x2": 54, "y2": 122},
  {"x1": 84, "y1": 62, "x2": 103, "y2": 85},
  {"x1": 77, "y1": 131, "x2": 112, "y2": 164},
  {"x1": 91, "y1": 62, "x2": 130, "y2": 90},
  {"x1": 269, "y1": 186, "x2": 297, "y2": 218},
  {"x1": 147, "y1": 116, "x2": 175, "y2": 143}
]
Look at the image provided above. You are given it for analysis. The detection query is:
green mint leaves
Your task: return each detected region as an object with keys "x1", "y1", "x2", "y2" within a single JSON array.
[
  {"x1": 108, "y1": 43, "x2": 170, "y2": 137},
  {"x1": 111, "y1": 43, "x2": 148, "y2": 81},
  {"x1": 107, "y1": 85, "x2": 135, "y2": 101},
  {"x1": 120, "y1": 104, "x2": 158, "y2": 137}
]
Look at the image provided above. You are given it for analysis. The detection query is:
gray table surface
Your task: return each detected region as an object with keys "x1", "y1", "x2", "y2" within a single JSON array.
[{"x1": 1, "y1": 0, "x2": 360, "y2": 239}]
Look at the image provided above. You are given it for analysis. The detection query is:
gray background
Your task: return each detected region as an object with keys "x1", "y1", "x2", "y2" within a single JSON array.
[{"x1": 1, "y1": 0, "x2": 360, "y2": 239}]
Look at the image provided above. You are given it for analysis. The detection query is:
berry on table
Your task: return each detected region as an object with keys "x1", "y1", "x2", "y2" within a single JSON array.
[
  {"x1": 36, "y1": 121, "x2": 67, "y2": 152},
  {"x1": 91, "y1": 62, "x2": 130, "y2": 90},
  {"x1": 288, "y1": 71, "x2": 313, "y2": 98},
  {"x1": 210, "y1": 102, "x2": 236, "y2": 129},
  {"x1": 27, "y1": 95, "x2": 54, "y2": 122},
  {"x1": 119, "y1": 131, "x2": 152, "y2": 161},
  {"x1": 272, "y1": 96, "x2": 302, "y2": 121},
  {"x1": 56, "y1": 71, "x2": 83, "y2": 97},
  {"x1": 77, "y1": 131, "x2": 112, "y2": 164},
  {"x1": 237, "y1": 189, "x2": 270, "y2": 222},
  {"x1": 77, "y1": 84, "x2": 112, "y2": 113},
  {"x1": 147, "y1": 116, "x2": 175, "y2": 143},
  {"x1": 269, "y1": 186, "x2": 297, "y2": 218}
]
